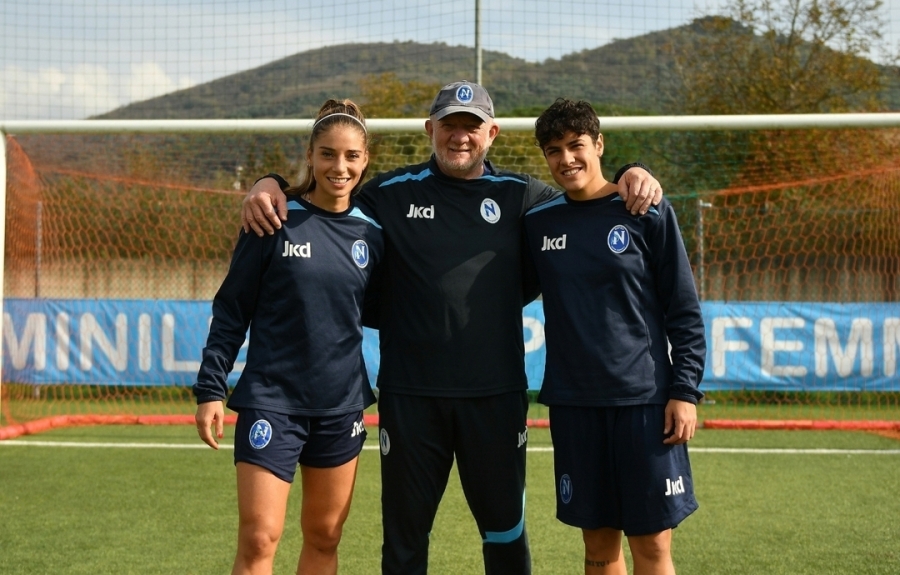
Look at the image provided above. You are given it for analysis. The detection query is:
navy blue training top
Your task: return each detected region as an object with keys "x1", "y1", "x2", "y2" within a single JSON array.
[
  {"x1": 356, "y1": 156, "x2": 558, "y2": 397},
  {"x1": 193, "y1": 195, "x2": 383, "y2": 416},
  {"x1": 523, "y1": 192, "x2": 705, "y2": 406}
]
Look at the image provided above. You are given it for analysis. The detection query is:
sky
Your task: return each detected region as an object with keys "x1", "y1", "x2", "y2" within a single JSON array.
[{"x1": 2, "y1": 0, "x2": 899, "y2": 120}]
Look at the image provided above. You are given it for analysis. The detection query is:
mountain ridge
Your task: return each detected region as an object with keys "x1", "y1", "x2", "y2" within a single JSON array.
[{"x1": 97, "y1": 18, "x2": 899, "y2": 120}]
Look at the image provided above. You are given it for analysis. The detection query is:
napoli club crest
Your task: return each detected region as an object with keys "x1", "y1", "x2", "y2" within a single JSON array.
[
  {"x1": 352, "y1": 240, "x2": 369, "y2": 268},
  {"x1": 379, "y1": 428, "x2": 391, "y2": 455},
  {"x1": 249, "y1": 419, "x2": 273, "y2": 450},
  {"x1": 480, "y1": 198, "x2": 501, "y2": 224},
  {"x1": 456, "y1": 84, "x2": 474, "y2": 103},
  {"x1": 607, "y1": 225, "x2": 630, "y2": 253},
  {"x1": 559, "y1": 473, "x2": 573, "y2": 505}
]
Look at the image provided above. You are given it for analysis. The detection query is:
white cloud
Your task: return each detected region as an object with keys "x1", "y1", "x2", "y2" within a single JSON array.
[
  {"x1": 0, "y1": 62, "x2": 195, "y2": 120},
  {"x1": 36, "y1": 67, "x2": 67, "y2": 95},
  {"x1": 127, "y1": 62, "x2": 194, "y2": 103},
  {"x1": 68, "y1": 64, "x2": 120, "y2": 117},
  {"x1": 0, "y1": 64, "x2": 116, "y2": 119}
]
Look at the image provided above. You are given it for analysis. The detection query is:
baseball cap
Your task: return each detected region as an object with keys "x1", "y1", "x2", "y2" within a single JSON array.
[{"x1": 429, "y1": 81, "x2": 495, "y2": 122}]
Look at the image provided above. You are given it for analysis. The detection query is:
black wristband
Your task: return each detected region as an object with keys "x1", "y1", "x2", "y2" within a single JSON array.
[
  {"x1": 253, "y1": 172, "x2": 290, "y2": 191},
  {"x1": 612, "y1": 162, "x2": 653, "y2": 184}
]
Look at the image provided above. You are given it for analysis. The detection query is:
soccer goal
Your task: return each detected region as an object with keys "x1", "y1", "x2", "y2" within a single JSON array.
[{"x1": 2, "y1": 114, "x2": 900, "y2": 438}]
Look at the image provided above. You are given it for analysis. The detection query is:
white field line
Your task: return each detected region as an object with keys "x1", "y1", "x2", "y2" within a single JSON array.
[
  {"x1": 1, "y1": 440, "x2": 899, "y2": 455},
  {"x1": 0, "y1": 440, "x2": 227, "y2": 449},
  {"x1": 689, "y1": 447, "x2": 900, "y2": 455}
]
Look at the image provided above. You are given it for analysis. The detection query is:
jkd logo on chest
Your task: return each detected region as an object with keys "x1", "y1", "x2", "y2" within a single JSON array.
[
  {"x1": 541, "y1": 234, "x2": 567, "y2": 251},
  {"x1": 406, "y1": 204, "x2": 435, "y2": 219},
  {"x1": 282, "y1": 241, "x2": 311, "y2": 257},
  {"x1": 664, "y1": 476, "x2": 685, "y2": 496}
]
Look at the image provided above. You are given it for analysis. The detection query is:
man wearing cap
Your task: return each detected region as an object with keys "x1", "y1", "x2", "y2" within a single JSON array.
[{"x1": 240, "y1": 81, "x2": 662, "y2": 575}]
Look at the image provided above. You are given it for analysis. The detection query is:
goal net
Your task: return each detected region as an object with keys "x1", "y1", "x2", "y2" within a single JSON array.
[{"x1": 2, "y1": 117, "x2": 899, "y2": 435}]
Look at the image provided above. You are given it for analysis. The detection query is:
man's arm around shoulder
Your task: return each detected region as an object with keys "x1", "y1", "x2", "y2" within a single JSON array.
[
  {"x1": 614, "y1": 163, "x2": 662, "y2": 215},
  {"x1": 243, "y1": 174, "x2": 290, "y2": 236}
]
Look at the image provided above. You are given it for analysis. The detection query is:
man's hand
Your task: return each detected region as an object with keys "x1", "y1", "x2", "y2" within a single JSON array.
[
  {"x1": 663, "y1": 399, "x2": 697, "y2": 445},
  {"x1": 195, "y1": 400, "x2": 225, "y2": 450},
  {"x1": 617, "y1": 167, "x2": 663, "y2": 215},
  {"x1": 242, "y1": 177, "x2": 288, "y2": 236}
]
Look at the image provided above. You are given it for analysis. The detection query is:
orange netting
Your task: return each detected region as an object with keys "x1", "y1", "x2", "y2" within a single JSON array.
[{"x1": 2, "y1": 127, "x2": 899, "y2": 433}]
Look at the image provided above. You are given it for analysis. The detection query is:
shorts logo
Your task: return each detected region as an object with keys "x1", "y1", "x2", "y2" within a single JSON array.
[
  {"x1": 249, "y1": 419, "x2": 272, "y2": 450},
  {"x1": 379, "y1": 428, "x2": 391, "y2": 455},
  {"x1": 352, "y1": 240, "x2": 369, "y2": 268},
  {"x1": 559, "y1": 474, "x2": 573, "y2": 505},
  {"x1": 608, "y1": 225, "x2": 630, "y2": 253},
  {"x1": 456, "y1": 85, "x2": 474, "y2": 103},
  {"x1": 351, "y1": 418, "x2": 366, "y2": 438},
  {"x1": 665, "y1": 475, "x2": 685, "y2": 496},
  {"x1": 517, "y1": 427, "x2": 528, "y2": 448},
  {"x1": 480, "y1": 198, "x2": 501, "y2": 224}
]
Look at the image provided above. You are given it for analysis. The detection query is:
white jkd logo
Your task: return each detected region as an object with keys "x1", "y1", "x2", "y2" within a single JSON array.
[
  {"x1": 541, "y1": 234, "x2": 567, "y2": 251},
  {"x1": 350, "y1": 420, "x2": 365, "y2": 438},
  {"x1": 406, "y1": 204, "x2": 435, "y2": 219},
  {"x1": 282, "y1": 241, "x2": 311, "y2": 257},
  {"x1": 664, "y1": 476, "x2": 685, "y2": 496},
  {"x1": 517, "y1": 427, "x2": 528, "y2": 448}
]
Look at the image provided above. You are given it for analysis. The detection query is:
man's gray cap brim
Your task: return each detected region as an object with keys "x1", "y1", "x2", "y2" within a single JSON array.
[{"x1": 431, "y1": 105, "x2": 492, "y2": 122}]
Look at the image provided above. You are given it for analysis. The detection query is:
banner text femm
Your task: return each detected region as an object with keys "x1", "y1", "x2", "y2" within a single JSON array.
[{"x1": 3, "y1": 299, "x2": 899, "y2": 391}]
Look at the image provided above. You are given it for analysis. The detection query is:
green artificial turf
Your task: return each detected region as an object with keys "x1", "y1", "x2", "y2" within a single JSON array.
[{"x1": 1, "y1": 425, "x2": 898, "y2": 574}]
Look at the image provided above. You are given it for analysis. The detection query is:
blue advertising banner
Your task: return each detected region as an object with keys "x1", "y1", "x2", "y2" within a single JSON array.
[
  {"x1": 699, "y1": 302, "x2": 899, "y2": 392},
  {"x1": 3, "y1": 299, "x2": 899, "y2": 391},
  {"x1": 0, "y1": 298, "x2": 384, "y2": 387}
]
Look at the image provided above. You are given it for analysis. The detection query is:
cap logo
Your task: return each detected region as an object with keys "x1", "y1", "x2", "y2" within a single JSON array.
[{"x1": 456, "y1": 85, "x2": 475, "y2": 104}]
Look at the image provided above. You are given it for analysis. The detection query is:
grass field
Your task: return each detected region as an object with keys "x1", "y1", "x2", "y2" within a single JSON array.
[{"x1": 1, "y1": 422, "x2": 899, "y2": 575}]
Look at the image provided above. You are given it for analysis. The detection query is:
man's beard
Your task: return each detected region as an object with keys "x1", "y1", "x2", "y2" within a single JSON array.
[{"x1": 432, "y1": 143, "x2": 488, "y2": 176}]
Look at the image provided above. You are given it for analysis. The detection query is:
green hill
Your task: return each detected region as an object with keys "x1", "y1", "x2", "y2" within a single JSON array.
[
  {"x1": 92, "y1": 24, "x2": 717, "y2": 119},
  {"x1": 96, "y1": 18, "x2": 900, "y2": 120}
]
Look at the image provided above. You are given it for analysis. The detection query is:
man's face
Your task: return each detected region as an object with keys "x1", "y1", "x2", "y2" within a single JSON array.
[
  {"x1": 425, "y1": 112, "x2": 499, "y2": 179},
  {"x1": 541, "y1": 131, "x2": 605, "y2": 198}
]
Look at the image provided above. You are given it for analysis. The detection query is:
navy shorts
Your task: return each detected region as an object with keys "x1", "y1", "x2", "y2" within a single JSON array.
[
  {"x1": 549, "y1": 403, "x2": 698, "y2": 536},
  {"x1": 233, "y1": 408, "x2": 367, "y2": 483}
]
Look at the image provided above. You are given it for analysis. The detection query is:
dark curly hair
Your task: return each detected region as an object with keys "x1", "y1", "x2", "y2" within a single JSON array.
[{"x1": 534, "y1": 98, "x2": 600, "y2": 150}]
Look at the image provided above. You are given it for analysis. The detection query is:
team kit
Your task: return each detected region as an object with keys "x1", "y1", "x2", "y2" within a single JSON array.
[{"x1": 195, "y1": 83, "x2": 702, "y2": 574}]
